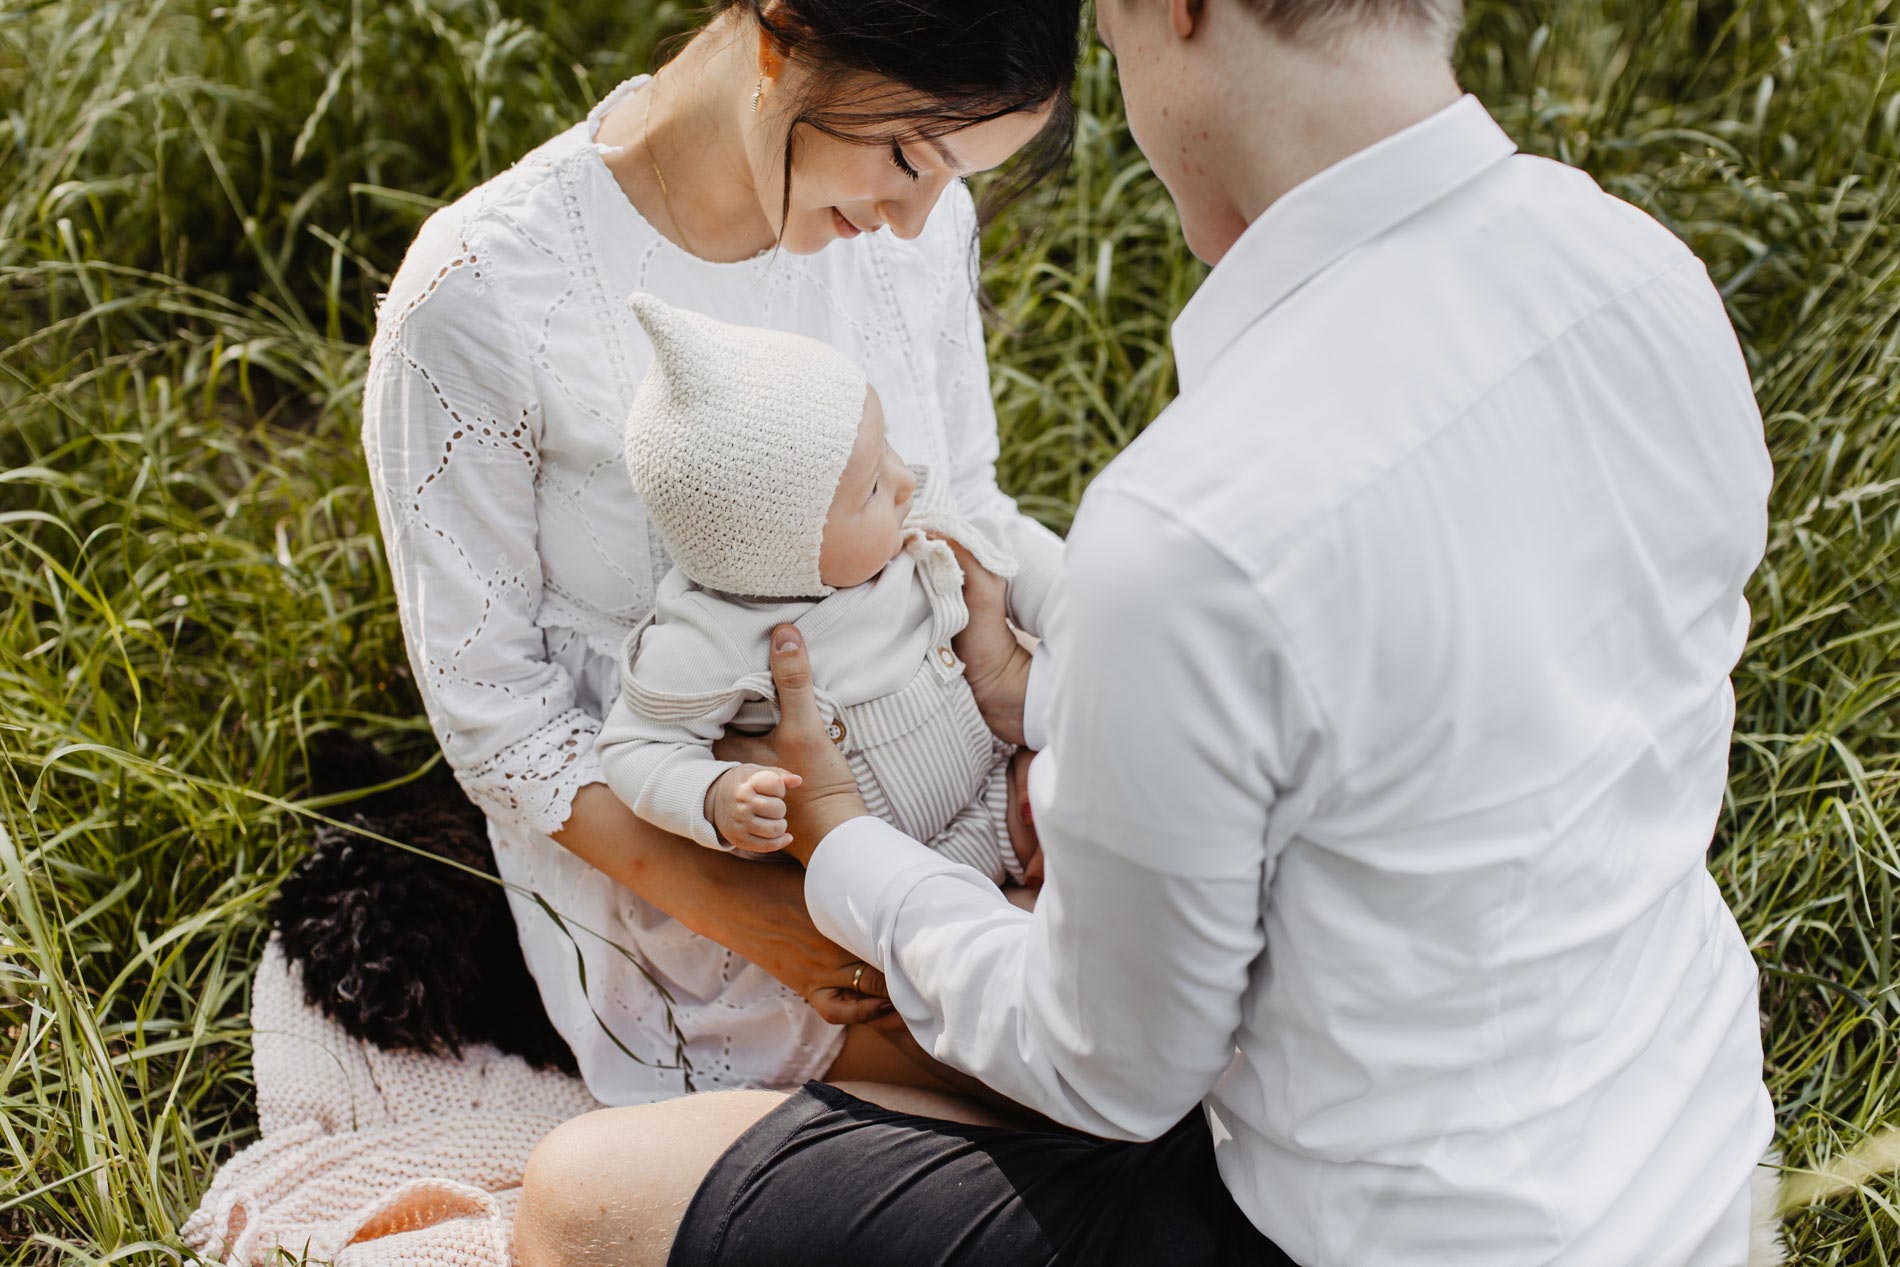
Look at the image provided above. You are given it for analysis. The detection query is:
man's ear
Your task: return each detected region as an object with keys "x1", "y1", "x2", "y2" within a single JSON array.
[{"x1": 1168, "y1": 0, "x2": 1206, "y2": 39}]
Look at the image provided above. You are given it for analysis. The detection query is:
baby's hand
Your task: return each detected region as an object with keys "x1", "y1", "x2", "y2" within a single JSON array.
[{"x1": 708, "y1": 764, "x2": 804, "y2": 853}]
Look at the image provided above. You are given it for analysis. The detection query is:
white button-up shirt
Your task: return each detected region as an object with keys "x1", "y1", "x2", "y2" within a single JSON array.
[{"x1": 806, "y1": 96, "x2": 1775, "y2": 1266}]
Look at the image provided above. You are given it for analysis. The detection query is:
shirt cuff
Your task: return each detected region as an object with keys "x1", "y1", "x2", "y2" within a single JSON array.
[
  {"x1": 1022, "y1": 643, "x2": 1055, "y2": 753},
  {"x1": 804, "y1": 815, "x2": 952, "y2": 965}
]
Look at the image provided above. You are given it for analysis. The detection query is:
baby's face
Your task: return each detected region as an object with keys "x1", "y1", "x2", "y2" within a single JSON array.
[{"x1": 819, "y1": 388, "x2": 917, "y2": 589}]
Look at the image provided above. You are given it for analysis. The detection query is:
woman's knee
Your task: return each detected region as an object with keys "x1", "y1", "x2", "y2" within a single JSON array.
[
  {"x1": 514, "y1": 1093, "x2": 787, "y2": 1267},
  {"x1": 517, "y1": 1109, "x2": 670, "y2": 1267}
]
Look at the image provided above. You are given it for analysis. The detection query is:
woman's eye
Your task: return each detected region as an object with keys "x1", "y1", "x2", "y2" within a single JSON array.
[{"x1": 890, "y1": 142, "x2": 920, "y2": 181}]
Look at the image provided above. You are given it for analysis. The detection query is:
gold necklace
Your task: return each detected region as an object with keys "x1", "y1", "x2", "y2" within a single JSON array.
[{"x1": 642, "y1": 79, "x2": 697, "y2": 253}]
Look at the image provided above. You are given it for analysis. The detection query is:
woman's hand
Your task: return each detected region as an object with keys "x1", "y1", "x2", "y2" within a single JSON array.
[
  {"x1": 936, "y1": 535, "x2": 1032, "y2": 746},
  {"x1": 699, "y1": 859, "x2": 888, "y2": 1022},
  {"x1": 711, "y1": 624, "x2": 869, "y2": 866}
]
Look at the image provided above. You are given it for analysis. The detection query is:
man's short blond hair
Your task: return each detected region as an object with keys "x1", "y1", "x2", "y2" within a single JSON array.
[{"x1": 1239, "y1": 0, "x2": 1464, "y2": 51}]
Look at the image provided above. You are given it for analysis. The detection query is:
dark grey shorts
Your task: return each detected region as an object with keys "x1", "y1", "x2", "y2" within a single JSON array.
[{"x1": 667, "y1": 1080, "x2": 1291, "y2": 1266}]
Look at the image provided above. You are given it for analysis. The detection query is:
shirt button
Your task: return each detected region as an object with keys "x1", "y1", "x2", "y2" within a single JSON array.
[
  {"x1": 826, "y1": 718, "x2": 847, "y2": 746},
  {"x1": 937, "y1": 646, "x2": 956, "y2": 668}
]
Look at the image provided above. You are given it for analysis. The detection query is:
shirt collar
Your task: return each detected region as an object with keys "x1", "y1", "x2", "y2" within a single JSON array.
[{"x1": 1171, "y1": 94, "x2": 1517, "y2": 390}]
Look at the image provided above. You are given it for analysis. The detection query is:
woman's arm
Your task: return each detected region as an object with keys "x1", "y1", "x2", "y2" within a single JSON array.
[
  {"x1": 553, "y1": 784, "x2": 889, "y2": 1025},
  {"x1": 363, "y1": 235, "x2": 608, "y2": 840}
]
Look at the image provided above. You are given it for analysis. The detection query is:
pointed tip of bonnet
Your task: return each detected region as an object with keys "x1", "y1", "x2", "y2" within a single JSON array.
[{"x1": 627, "y1": 290, "x2": 675, "y2": 347}]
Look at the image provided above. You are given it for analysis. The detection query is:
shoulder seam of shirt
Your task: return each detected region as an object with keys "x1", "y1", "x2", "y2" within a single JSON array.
[
  {"x1": 1080, "y1": 483, "x2": 1342, "y2": 760},
  {"x1": 471, "y1": 138, "x2": 592, "y2": 231},
  {"x1": 381, "y1": 131, "x2": 586, "y2": 334},
  {"x1": 1136, "y1": 251, "x2": 1714, "y2": 578},
  {"x1": 389, "y1": 212, "x2": 540, "y2": 416},
  {"x1": 1086, "y1": 252, "x2": 1713, "y2": 762}
]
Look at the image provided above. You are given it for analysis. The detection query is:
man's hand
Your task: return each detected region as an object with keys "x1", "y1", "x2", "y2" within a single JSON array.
[
  {"x1": 707, "y1": 763, "x2": 802, "y2": 852},
  {"x1": 711, "y1": 624, "x2": 869, "y2": 866},
  {"x1": 937, "y1": 535, "x2": 1032, "y2": 746}
]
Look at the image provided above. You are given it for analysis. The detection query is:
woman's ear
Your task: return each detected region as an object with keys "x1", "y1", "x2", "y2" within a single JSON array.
[
  {"x1": 756, "y1": 30, "x2": 784, "y2": 84},
  {"x1": 754, "y1": 1, "x2": 793, "y2": 105}
]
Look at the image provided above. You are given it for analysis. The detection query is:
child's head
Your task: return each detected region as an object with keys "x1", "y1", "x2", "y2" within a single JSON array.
[{"x1": 624, "y1": 293, "x2": 915, "y2": 599}]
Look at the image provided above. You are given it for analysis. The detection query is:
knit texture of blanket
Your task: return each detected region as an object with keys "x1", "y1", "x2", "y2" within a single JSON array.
[{"x1": 182, "y1": 937, "x2": 602, "y2": 1264}]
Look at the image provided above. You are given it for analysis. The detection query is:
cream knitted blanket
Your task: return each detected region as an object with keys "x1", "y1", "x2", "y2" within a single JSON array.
[{"x1": 182, "y1": 938, "x2": 602, "y2": 1265}]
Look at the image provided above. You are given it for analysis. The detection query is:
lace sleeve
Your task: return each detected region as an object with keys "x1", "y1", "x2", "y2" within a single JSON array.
[
  {"x1": 362, "y1": 214, "x2": 605, "y2": 837},
  {"x1": 931, "y1": 183, "x2": 1066, "y2": 634}
]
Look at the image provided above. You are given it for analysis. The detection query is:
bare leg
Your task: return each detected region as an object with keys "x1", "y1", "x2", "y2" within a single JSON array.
[
  {"x1": 514, "y1": 1037, "x2": 1012, "y2": 1267},
  {"x1": 514, "y1": 1088, "x2": 788, "y2": 1267}
]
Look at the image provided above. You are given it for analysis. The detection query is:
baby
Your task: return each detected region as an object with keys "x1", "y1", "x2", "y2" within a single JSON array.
[{"x1": 599, "y1": 293, "x2": 1060, "y2": 906}]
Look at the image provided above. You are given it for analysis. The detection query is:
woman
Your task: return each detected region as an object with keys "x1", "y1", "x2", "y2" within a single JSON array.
[{"x1": 362, "y1": 0, "x2": 1081, "y2": 1104}]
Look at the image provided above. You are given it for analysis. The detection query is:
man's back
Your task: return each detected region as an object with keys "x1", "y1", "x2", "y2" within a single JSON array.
[{"x1": 1095, "y1": 100, "x2": 1775, "y2": 1264}]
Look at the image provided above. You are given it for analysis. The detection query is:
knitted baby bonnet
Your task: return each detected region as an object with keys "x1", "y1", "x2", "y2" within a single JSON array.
[{"x1": 624, "y1": 292, "x2": 867, "y2": 599}]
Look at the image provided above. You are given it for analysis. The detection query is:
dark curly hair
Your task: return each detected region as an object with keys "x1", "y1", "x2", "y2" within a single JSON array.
[{"x1": 273, "y1": 733, "x2": 576, "y2": 1073}]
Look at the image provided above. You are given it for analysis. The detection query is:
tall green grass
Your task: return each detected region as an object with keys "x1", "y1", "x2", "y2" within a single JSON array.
[{"x1": 3, "y1": 0, "x2": 1899, "y2": 1260}]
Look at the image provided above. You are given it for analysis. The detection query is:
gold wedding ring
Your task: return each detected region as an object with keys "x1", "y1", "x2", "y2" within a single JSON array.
[{"x1": 852, "y1": 963, "x2": 866, "y2": 994}]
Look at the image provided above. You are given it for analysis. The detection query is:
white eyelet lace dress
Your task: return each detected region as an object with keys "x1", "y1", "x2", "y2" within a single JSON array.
[{"x1": 361, "y1": 75, "x2": 1063, "y2": 1104}]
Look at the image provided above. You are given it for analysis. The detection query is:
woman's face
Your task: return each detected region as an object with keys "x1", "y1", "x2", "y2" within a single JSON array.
[{"x1": 745, "y1": 78, "x2": 1054, "y2": 255}]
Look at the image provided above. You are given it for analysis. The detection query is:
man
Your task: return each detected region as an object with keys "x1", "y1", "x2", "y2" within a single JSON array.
[{"x1": 517, "y1": 0, "x2": 1778, "y2": 1262}]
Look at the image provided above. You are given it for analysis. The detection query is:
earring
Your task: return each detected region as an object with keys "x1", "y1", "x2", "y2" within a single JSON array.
[{"x1": 751, "y1": 77, "x2": 763, "y2": 113}]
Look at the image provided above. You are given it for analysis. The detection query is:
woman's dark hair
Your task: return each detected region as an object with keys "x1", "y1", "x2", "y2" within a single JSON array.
[{"x1": 711, "y1": 0, "x2": 1085, "y2": 234}]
